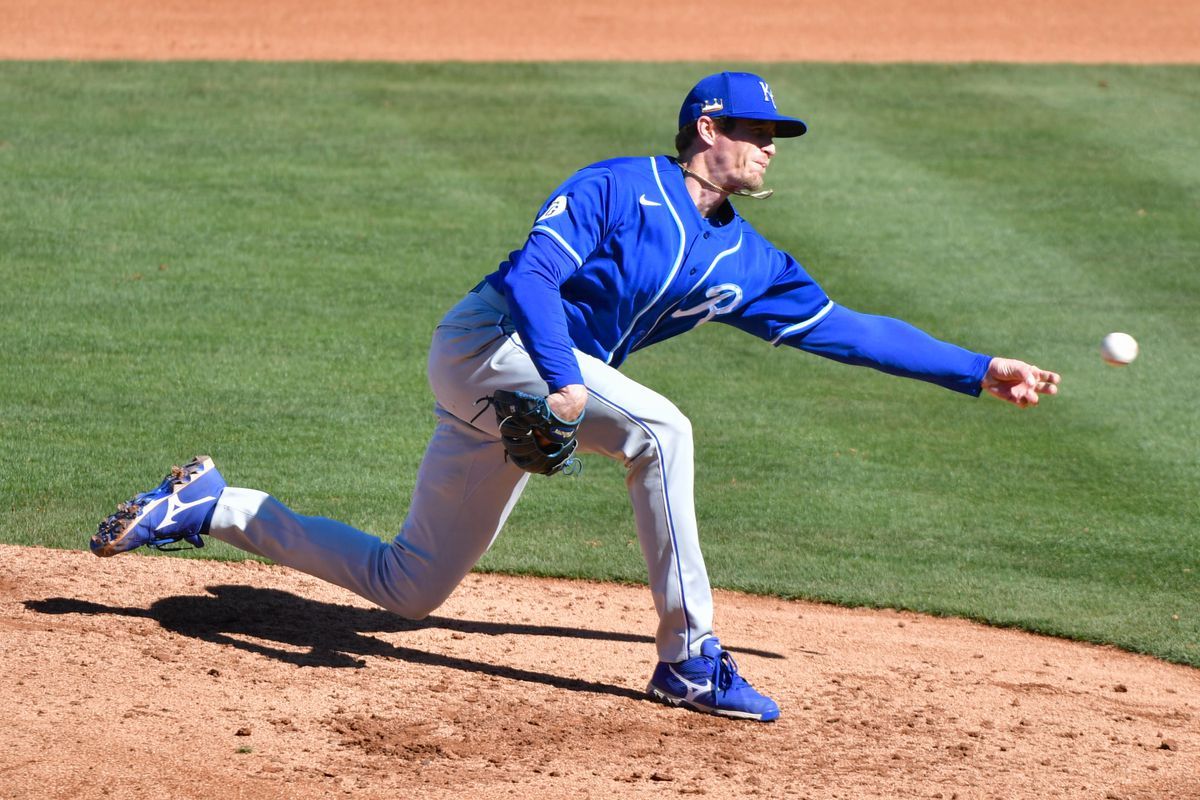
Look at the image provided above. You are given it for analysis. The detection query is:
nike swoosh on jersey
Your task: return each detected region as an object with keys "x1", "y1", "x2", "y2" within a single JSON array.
[{"x1": 638, "y1": 194, "x2": 663, "y2": 207}]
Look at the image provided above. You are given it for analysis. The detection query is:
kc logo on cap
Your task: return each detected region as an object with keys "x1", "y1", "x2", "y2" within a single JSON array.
[
  {"x1": 758, "y1": 80, "x2": 775, "y2": 107},
  {"x1": 678, "y1": 72, "x2": 806, "y2": 137}
]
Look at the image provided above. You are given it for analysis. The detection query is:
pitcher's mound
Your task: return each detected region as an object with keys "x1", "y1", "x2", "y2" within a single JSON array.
[{"x1": 3, "y1": 544, "x2": 1198, "y2": 799}]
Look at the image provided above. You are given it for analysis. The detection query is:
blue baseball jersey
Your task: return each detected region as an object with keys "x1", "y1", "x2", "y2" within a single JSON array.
[{"x1": 484, "y1": 155, "x2": 991, "y2": 395}]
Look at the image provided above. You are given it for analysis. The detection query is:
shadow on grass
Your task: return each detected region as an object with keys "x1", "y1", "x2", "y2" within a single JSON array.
[{"x1": 26, "y1": 585, "x2": 783, "y2": 703}]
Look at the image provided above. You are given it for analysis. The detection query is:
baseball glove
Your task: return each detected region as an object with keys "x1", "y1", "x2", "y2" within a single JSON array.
[{"x1": 489, "y1": 389, "x2": 583, "y2": 476}]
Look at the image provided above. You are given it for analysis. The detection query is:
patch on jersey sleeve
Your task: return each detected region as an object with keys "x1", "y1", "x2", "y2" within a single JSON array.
[{"x1": 536, "y1": 195, "x2": 568, "y2": 222}]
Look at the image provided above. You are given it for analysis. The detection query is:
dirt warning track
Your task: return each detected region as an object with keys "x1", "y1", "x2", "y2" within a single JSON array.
[{"x1": 2, "y1": 0, "x2": 1198, "y2": 62}]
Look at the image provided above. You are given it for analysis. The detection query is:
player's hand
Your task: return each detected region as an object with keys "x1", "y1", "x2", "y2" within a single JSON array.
[
  {"x1": 546, "y1": 383, "x2": 588, "y2": 422},
  {"x1": 981, "y1": 358, "x2": 1061, "y2": 408}
]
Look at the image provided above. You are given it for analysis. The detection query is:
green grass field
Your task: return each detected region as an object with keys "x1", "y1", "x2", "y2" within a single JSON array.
[{"x1": 2, "y1": 62, "x2": 1197, "y2": 664}]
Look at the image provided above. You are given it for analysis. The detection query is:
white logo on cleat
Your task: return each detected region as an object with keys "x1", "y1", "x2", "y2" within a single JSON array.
[
  {"x1": 156, "y1": 493, "x2": 216, "y2": 531},
  {"x1": 667, "y1": 666, "x2": 713, "y2": 703}
]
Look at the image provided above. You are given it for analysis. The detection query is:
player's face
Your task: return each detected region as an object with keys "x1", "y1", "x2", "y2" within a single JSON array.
[{"x1": 710, "y1": 119, "x2": 777, "y2": 192}]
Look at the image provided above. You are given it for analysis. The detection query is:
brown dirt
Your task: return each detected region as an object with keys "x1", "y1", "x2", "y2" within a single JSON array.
[
  {"x1": 4, "y1": 545, "x2": 1200, "y2": 800},
  {"x1": 2, "y1": 0, "x2": 1198, "y2": 62},
  {"x1": 5, "y1": 5, "x2": 1200, "y2": 800}
]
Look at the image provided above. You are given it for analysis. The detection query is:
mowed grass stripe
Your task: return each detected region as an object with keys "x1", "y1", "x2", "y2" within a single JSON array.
[{"x1": 0, "y1": 62, "x2": 1196, "y2": 665}]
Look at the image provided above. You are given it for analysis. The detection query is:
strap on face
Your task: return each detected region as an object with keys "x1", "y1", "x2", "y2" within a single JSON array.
[{"x1": 678, "y1": 163, "x2": 774, "y2": 200}]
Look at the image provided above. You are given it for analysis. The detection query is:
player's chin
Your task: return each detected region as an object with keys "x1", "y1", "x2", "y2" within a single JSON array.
[
  {"x1": 740, "y1": 173, "x2": 767, "y2": 192},
  {"x1": 746, "y1": 165, "x2": 770, "y2": 189}
]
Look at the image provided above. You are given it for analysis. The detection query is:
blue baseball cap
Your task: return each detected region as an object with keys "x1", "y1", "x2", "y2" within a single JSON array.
[{"x1": 678, "y1": 72, "x2": 807, "y2": 137}]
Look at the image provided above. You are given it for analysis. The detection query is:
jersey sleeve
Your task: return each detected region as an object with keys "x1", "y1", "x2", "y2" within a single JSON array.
[
  {"x1": 724, "y1": 245, "x2": 990, "y2": 395},
  {"x1": 526, "y1": 166, "x2": 616, "y2": 270},
  {"x1": 785, "y1": 304, "x2": 992, "y2": 395},
  {"x1": 502, "y1": 236, "x2": 586, "y2": 390},
  {"x1": 500, "y1": 166, "x2": 619, "y2": 392},
  {"x1": 721, "y1": 247, "x2": 835, "y2": 344}
]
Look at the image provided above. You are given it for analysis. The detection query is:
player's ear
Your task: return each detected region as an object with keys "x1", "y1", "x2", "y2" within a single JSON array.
[{"x1": 695, "y1": 115, "x2": 721, "y2": 147}]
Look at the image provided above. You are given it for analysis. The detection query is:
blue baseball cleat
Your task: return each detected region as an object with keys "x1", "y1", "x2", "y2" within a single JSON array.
[
  {"x1": 647, "y1": 637, "x2": 780, "y2": 722},
  {"x1": 91, "y1": 456, "x2": 225, "y2": 557}
]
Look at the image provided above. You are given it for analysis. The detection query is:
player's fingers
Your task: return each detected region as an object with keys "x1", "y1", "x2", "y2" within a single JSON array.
[
  {"x1": 993, "y1": 358, "x2": 1037, "y2": 386},
  {"x1": 1030, "y1": 367, "x2": 1060, "y2": 384},
  {"x1": 1017, "y1": 381, "x2": 1042, "y2": 407},
  {"x1": 992, "y1": 383, "x2": 1017, "y2": 405}
]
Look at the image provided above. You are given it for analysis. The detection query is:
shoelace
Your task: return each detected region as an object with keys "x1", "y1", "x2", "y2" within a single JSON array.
[
  {"x1": 711, "y1": 648, "x2": 744, "y2": 695},
  {"x1": 150, "y1": 533, "x2": 205, "y2": 551}
]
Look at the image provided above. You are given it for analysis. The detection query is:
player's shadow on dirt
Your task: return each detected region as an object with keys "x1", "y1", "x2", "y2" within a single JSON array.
[{"x1": 27, "y1": 586, "x2": 782, "y2": 702}]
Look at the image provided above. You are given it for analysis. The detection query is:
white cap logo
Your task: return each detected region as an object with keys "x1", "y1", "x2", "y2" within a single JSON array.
[{"x1": 759, "y1": 81, "x2": 775, "y2": 107}]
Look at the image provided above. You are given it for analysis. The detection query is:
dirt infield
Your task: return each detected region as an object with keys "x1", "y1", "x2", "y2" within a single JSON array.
[
  {"x1": 4, "y1": 546, "x2": 1199, "y2": 800},
  {"x1": 4, "y1": 3, "x2": 1200, "y2": 799}
]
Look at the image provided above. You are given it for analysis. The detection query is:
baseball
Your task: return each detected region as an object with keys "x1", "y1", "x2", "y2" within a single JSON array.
[{"x1": 1101, "y1": 332, "x2": 1138, "y2": 366}]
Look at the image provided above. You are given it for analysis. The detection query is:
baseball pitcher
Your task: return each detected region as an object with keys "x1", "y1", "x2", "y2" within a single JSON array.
[{"x1": 90, "y1": 72, "x2": 1060, "y2": 722}]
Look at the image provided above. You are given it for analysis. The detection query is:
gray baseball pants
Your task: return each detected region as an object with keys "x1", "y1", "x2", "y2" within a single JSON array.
[{"x1": 207, "y1": 284, "x2": 715, "y2": 662}]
